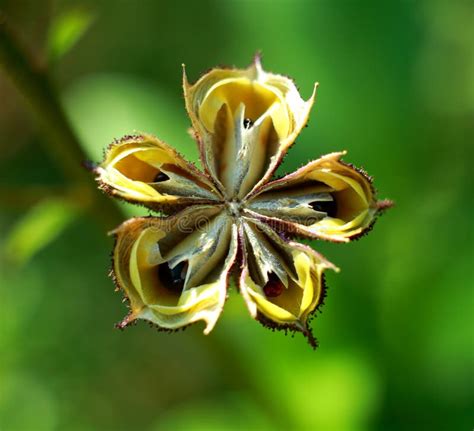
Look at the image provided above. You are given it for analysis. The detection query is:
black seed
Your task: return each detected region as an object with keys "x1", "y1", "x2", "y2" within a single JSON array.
[
  {"x1": 158, "y1": 261, "x2": 187, "y2": 291},
  {"x1": 153, "y1": 172, "x2": 169, "y2": 182},
  {"x1": 310, "y1": 196, "x2": 338, "y2": 218},
  {"x1": 263, "y1": 273, "x2": 284, "y2": 298},
  {"x1": 243, "y1": 118, "x2": 253, "y2": 129}
]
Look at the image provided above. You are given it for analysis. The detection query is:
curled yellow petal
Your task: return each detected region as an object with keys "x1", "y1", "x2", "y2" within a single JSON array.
[
  {"x1": 183, "y1": 55, "x2": 317, "y2": 199},
  {"x1": 247, "y1": 152, "x2": 380, "y2": 242},
  {"x1": 238, "y1": 220, "x2": 336, "y2": 346},
  {"x1": 112, "y1": 206, "x2": 237, "y2": 334},
  {"x1": 96, "y1": 133, "x2": 221, "y2": 211}
]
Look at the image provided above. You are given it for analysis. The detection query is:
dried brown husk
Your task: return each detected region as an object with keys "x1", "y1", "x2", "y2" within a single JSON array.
[
  {"x1": 246, "y1": 152, "x2": 378, "y2": 242},
  {"x1": 238, "y1": 219, "x2": 337, "y2": 345},
  {"x1": 96, "y1": 134, "x2": 221, "y2": 212},
  {"x1": 112, "y1": 205, "x2": 238, "y2": 333},
  {"x1": 183, "y1": 55, "x2": 317, "y2": 200}
]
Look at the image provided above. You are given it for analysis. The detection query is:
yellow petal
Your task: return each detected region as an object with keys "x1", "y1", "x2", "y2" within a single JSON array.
[
  {"x1": 247, "y1": 152, "x2": 378, "y2": 242},
  {"x1": 183, "y1": 55, "x2": 317, "y2": 199},
  {"x1": 96, "y1": 133, "x2": 220, "y2": 211},
  {"x1": 238, "y1": 220, "x2": 336, "y2": 345},
  {"x1": 112, "y1": 206, "x2": 237, "y2": 334}
]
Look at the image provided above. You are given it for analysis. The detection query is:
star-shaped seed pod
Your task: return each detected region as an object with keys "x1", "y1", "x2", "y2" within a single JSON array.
[{"x1": 94, "y1": 55, "x2": 391, "y2": 347}]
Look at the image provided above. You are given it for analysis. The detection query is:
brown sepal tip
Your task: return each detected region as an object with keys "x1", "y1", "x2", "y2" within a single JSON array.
[
  {"x1": 376, "y1": 199, "x2": 394, "y2": 213},
  {"x1": 256, "y1": 313, "x2": 319, "y2": 349}
]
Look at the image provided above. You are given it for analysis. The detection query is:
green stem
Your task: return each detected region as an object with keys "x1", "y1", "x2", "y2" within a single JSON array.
[{"x1": 0, "y1": 12, "x2": 122, "y2": 227}]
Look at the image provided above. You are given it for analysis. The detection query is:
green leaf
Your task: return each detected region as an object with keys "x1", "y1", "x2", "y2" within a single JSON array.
[
  {"x1": 3, "y1": 198, "x2": 78, "y2": 265},
  {"x1": 47, "y1": 8, "x2": 95, "y2": 62}
]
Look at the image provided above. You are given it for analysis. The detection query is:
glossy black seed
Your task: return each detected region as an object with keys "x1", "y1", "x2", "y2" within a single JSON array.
[
  {"x1": 263, "y1": 273, "x2": 284, "y2": 298},
  {"x1": 243, "y1": 118, "x2": 253, "y2": 129},
  {"x1": 153, "y1": 172, "x2": 169, "y2": 182},
  {"x1": 158, "y1": 261, "x2": 187, "y2": 291},
  {"x1": 310, "y1": 196, "x2": 338, "y2": 218}
]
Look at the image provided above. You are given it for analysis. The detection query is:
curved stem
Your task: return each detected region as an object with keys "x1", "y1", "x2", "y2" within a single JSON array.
[{"x1": 0, "y1": 12, "x2": 122, "y2": 227}]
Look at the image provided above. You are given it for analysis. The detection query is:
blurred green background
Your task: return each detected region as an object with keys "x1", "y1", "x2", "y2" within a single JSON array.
[{"x1": 0, "y1": 1, "x2": 472, "y2": 430}]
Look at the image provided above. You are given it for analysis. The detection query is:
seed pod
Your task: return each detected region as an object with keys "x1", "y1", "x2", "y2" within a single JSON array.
[{"x1": 97, "y1": 56, "x2": 391, "y2": 346}]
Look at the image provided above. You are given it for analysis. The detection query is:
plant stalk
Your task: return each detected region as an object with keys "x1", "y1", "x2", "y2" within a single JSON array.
[{"x1": 0, "y1": 12, "x2": 122, "y2": 227}]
